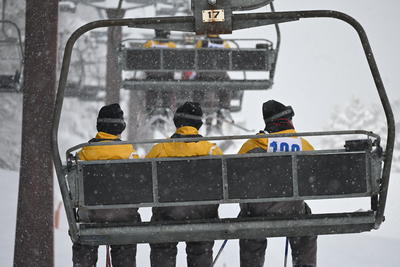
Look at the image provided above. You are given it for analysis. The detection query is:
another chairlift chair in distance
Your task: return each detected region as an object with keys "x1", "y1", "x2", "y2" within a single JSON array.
[
  {"x1": 0, "y1": 20, "x2": 23, "y2": 93},
  {"x1": 120, "y1": 1, "x2": 279, "y2": 128},
  {"x1": 52, "y1": 0, "x2": 395, "y2": 247},
  {"x1": 62, "y1": 34, "x2": 106, "y2": 101}
]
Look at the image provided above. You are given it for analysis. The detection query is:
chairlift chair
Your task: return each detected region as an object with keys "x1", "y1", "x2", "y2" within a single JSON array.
[
  {"x1": 0, "y1": 20, "x2": 24, "y2": 93},
  {"x1": 120, "y1": 37, "x2": 275, "y2": 114},
  {"x1": 52, "y1": 0, "x2": 395, "y2": 246},
  {"x1": 62, "y1": 37, "x2": 106, "y2": 101}
]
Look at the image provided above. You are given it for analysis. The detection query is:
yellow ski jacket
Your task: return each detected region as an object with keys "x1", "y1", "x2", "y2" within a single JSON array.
[
  {"x1": 77, "y1": 132, "x2": 138, "y2": 161},
  {"x1": 146, "y1": 126, "x2": 223, "y2": 158},
  {"x1": 238, "y1": 129, "x2": 314, "y2": 154},
  {"x1": 143, "y1": 40, "x2": 177, "y2": 48}
]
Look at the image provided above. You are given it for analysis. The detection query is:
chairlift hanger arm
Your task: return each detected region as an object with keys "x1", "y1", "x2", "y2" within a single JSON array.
[{"x1": 53, "y1": 9, "x2": 394, "y2": 231}]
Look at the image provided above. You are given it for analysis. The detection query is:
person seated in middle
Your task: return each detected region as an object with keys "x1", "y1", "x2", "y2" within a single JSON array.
[{"x1": 146, "y1": 101, "x2": 222, "y2": 267}]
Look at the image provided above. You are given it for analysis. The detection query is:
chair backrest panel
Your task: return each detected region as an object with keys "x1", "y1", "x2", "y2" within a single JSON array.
[
  {"x1": 122, "y1": 48, "x2": 271, "y2": 71},
  {"x1": 81, "y1": 162, "x2": 153, "y2": 206},
  {"x1": 125, "y1": 49, "x2": 161, "y2": 70},
  {"x1": 163, "y1": 49, "x2": 196, "y2": 70},
  {"x1": 75, "y1": 150, "x2": 379, "y2": 209},
  {"x1": 297, "y1": 153, "x2": 368, "y2": 197},
  {"x1": 226, "y1": 155, "x2": 293, "y2": 199},
  {"x1": 231, "y1": 50, "x2": 268, "y2": 70},
  {"x1": 157, "y1": 158, "x2": 223, "y2": 202}
]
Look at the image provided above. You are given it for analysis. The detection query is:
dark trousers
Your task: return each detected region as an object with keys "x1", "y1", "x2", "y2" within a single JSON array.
[
  {"x1": 72, "y1": 243, "x2": 137, "y2": 267},
  {"x1": 73, "y1": 208, "x2": 140, "y2": 267},
  {"x1": 239, "y1": 201, "x2": 317, "y2": 267},
  {"x1": 150, "y1": 205, "x2": 218, "y2": 267}
]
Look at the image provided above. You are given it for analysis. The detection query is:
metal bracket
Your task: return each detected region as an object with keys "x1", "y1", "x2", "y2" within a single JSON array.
[{"x1": 193, "y1": 0, "x2": 232, "y2": 34}]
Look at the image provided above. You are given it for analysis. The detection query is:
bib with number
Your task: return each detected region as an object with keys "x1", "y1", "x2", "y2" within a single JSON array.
[{"x1": 267, "y1": 137, "x2": 302, "y2": 152}]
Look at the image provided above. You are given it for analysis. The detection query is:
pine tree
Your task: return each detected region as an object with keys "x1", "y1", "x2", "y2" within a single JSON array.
[{"x1": 322, "y1": 97, "x2": 399, "y2": 172}]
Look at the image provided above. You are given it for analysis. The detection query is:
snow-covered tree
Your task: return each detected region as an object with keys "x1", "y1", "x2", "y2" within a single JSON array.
[{"x1": 322, "y1": 97, "x2": 400, "y2": 172}]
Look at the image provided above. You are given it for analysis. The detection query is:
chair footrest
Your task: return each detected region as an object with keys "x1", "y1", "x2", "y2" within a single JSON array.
[{"x1": 76, "y1": 211, "x2": 376, "y2": 245}]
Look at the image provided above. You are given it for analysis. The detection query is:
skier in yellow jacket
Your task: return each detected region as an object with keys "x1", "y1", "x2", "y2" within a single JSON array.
[
  {"x1": 146, "y1": 102, "x2": 222, "y2": 267},
  {"x1": 238, "y1": 100, "x2": 317, "y2": 267},
  {"x1": 74, "y1": 103, "x2": 140, "y2": 267}
]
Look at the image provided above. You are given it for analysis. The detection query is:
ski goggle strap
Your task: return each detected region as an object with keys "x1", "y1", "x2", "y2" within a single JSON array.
[
  {"x1": 263, "y1": 106, "x2": 294, "y2": 124},
  {"x1": 97, "y1": 118, "x2": 125, "y2": 124}
]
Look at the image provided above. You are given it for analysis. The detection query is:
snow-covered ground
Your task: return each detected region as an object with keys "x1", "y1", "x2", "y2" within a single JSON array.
[{"x1": 1, "y1": 167, "x2": 399, "y2": 267}]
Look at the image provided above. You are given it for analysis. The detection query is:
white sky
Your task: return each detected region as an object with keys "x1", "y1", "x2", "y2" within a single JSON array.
[
  {"x1": 234, "y1": 0, "x2": 400, "y2": 132},
  {"x1": 76, "y1": 0, "x2": 399, "y2": 132}
]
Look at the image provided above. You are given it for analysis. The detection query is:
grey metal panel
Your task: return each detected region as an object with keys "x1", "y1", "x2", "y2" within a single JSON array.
[
  {"x1": 370, "y1": 153, "x2": 382, "y2": 194},
  {"x1": 81, "y1": 162, "x2": 153, "y2": 206},
  {"x1": 156, "y1": 158, "x2": 223, "y2": 202},
  {"x1": 226, "y1": 155, "x2": 293, "y2": 199},
  {"x1": 76, "y1": 211, "x2": 375, "y2": 245},
  {"x1": 122, "y1": 48, "x2": 271, "y2": 71},
  {"x1": 73, "y1": 149, "x2": 377, "y2": 209},
  {"x1": 297, "y1": 152, "x2": 368, "y2": 196},
  {"x1": 231, "y1": 50, "x2": 268, "y2": 70},
  {"x1": 125, "y1": 49, "x2": 161, "y2": 70},
  {"x1": 66, "y1": 167, "x2": 79, "y2": 207},
  {"x1": 198, "y1": 49, "x2": 231, "y2": 70},
  {"x1": 163, "y1": 49, "x2": 196, "y2": 70},
  {"x1": 292, "y1": 155, "x2": 299, "y2": 197}
]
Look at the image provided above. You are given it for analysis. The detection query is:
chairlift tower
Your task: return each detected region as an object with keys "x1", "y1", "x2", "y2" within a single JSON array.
[{"x1": 14, "y1": 0, "x2": 58, "y2": 266}]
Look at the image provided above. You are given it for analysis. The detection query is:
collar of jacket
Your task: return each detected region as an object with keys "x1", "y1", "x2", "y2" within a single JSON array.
[
  {"x1": 95, "y1": 132, "x2": 120, "y2": 140},
  {"x1": 252, "y1": 129, "x2": 298, "y2": 148},
  {"x1": 175, "y1": 126, "x2": 199, "y2": 136},
  {"x1": 261, "y1": 129, "x2": 297, "y2": 135}
]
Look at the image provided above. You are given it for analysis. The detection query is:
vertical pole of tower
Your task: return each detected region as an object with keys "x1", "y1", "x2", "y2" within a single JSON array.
[
  {"x1": 14, "y1": 0, "x2": 58, "y2": 266},
  {"x1": 105, "y1": 8, "x2": 125, "y2": 104}
]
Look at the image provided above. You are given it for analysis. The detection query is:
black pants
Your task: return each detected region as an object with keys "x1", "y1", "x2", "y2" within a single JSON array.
[
  {"x1": 239, "y1": 201, "x2": 317, "y2": 267},
  {"x1": 72, "y1": 243, "x2": 137, "y2": 267},
  {"x1": 150, "y1": 205, "x2": 218, "y2": 267},
  {"x1": 73, "y1": 208, "x2": 140, "y2": 267}
]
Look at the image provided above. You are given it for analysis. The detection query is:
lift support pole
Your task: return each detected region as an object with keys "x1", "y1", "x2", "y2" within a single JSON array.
[
  {"x1": 14, "y1": 0, "x2": 58, "y2": 266},
  {"x1": 105, "y1": 8, "x2": 125, "y2": 104}
]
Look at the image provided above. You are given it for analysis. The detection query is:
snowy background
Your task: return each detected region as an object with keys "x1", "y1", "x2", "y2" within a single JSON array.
[{"x1": 1, "y1": 0, "x2": 400, "y2": 266}]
